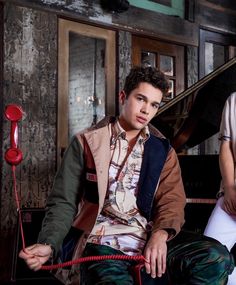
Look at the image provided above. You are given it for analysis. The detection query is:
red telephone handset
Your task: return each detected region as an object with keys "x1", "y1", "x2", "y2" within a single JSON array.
[{"x1": 4, "y1": 104, "x2": 23, "y2": 166}]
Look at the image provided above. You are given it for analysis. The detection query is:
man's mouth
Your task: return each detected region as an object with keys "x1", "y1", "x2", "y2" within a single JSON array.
[{"x1": 136, "y1": 116, "x2": 147, "y2": 124}]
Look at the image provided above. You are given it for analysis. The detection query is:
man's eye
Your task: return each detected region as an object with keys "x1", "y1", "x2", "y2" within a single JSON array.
[
  {"x1": 152, "y1": 104, "x2": 159, "y2": 109},
  {"x1": 137, "y1": 97, "x2": 144, "y2": 101}
]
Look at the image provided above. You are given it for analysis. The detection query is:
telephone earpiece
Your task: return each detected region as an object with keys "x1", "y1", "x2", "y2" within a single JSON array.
[{"x1": 4, "y1": 104, "x2": 23, "y2": 166}]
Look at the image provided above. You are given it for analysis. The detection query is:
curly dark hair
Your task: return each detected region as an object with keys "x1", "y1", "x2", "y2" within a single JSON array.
[{"x1": 123, "y1": 66, "x2": 170, "y2": 97}]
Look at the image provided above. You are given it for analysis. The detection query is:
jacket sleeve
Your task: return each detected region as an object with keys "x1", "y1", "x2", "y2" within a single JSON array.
[
  {"x1": 37, "y1": 135, "x2": 85, "y2": 255},
  {"x1": 151, "y1": 147, "x2": 186, "y2": 239}
]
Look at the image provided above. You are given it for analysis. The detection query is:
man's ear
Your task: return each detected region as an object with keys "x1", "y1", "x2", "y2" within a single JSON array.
[{"x1": 119, "y1": 90, "x2": 126, "y2": 105}]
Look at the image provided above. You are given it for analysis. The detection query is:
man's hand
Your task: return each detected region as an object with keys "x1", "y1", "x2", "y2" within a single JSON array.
[
  {"x1": 143, "y1": 229, "x2": 168, "y2": 278},
  {"x1": 19, "y1": 244, "x2": 52, "y2": 271}
]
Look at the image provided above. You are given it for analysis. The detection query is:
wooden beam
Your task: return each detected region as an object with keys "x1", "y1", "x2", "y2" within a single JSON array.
[
  {"x1": 112, "y1": 5, "x2": 198, "y2": 46},
  {"x1": 198, "y1": 0, "x2": 236, "y2": 14},
  {"x1": 0, "y1": 0, "x2": 198, "y2": 46},
  {"x1": 196, "y1": 0, "x2": 236, "y2": 34}
]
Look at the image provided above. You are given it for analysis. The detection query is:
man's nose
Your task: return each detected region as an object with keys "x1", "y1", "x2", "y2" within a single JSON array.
[{"x1": 140, "y1": 105, "x2": 149, "y2": 115}]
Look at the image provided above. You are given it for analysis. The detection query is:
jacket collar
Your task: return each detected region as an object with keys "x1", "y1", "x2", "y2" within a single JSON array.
[{"x1": 89, "y1": 116, "x2": 167, "y2": 141}]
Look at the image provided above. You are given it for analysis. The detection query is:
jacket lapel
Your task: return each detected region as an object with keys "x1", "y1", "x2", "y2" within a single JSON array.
[{"x1": 84, "y1": 124, "x2": 111, "y2": 212}]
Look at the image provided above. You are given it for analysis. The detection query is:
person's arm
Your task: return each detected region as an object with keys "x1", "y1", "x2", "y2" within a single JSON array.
[
  {"x1": 219, "y1": 140, "x2": 236, "y2": 215},
  {"x1": 37, "y1": 135, "x2": 85, "y2": 253},
  {"x1": 144, "y1": 147, "x2": 186, "y2": 278},
  {"x1": 19, "y1": 135, "x2": 85, "y2": 268}
]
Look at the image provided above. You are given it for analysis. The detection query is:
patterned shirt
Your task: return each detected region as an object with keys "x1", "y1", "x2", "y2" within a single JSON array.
[{"x1": 88, "y1": 120, "x2": 150, "y2": 255}]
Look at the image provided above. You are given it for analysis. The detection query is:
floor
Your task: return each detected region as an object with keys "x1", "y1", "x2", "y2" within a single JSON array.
[{"x1": 3, "y1": 278, "x2": 63, "y2": 285}]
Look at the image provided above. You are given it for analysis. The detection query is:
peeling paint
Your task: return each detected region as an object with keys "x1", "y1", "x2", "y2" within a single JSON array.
[
  {"x1": 41, "y1": 0, "x2": 65, "y2": 5},
  {"x1": 89, "y1": 14, "x2": 112, "y2": 24},
  {"x1": 89, "y1": 5, "x2": 112, "y2": 24},
  {"x1": 11, "y1": 10, "x2": 38, "y2": 76},
  {"x1": 65, "y1": 2, "x2": 88, "y2": 10},
  {"x1": 38, "y1": 0, "x2": 113, "y2": 24}
]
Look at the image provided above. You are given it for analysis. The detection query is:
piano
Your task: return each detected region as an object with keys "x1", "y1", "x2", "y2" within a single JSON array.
[{"x1": 151, "y1": 57, "x2": 236, "y2": 233}]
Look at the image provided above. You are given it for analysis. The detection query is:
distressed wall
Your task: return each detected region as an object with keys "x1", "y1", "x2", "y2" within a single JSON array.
[{"x1": 0, "y1": 4, "x2": 57, "y2": 280}]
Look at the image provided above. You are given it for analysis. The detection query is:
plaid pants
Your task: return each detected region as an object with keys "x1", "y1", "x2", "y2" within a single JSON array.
[{"x1": 80, "y1": 231, "x2": 235, "y2": 285}]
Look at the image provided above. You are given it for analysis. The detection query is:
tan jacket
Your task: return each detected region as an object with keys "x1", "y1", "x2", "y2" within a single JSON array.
[{"x1": 38, "y1": 117, "x2": 186, "y2": 284}]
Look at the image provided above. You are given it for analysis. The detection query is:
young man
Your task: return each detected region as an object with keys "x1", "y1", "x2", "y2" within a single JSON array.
[
  {"x1": 204, "y1": 92, "x2": 236, "y2": 285},
  {"x1": 19, "y1": 67, "x2": 234, "y2": 285}
]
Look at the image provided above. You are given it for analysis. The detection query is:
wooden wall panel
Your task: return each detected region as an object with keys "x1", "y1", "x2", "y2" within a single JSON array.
[
  {"x1": 118, "y1": 31, "x2": 131, "y2": 99},
  {"x1": 187, "y1": 46, "x2": 198, "y2": 88},
  {"x1": 1, "y1": 3, "x2": 57, "y2": 235},
  {"x1": 196, "y1": 0, "x2": 236, "y2": 34}
]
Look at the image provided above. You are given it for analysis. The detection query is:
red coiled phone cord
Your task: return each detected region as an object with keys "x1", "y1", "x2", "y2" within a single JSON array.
[
  {"x1": 12, "y1": 165, "x2": 26, "y2": 250},
  {"x1": 41, "y1": 254, "x2": 146, "y2": 270}
]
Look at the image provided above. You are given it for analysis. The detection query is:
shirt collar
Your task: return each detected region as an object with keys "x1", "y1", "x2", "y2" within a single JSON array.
[{"x1": 110, "y1": 118, "x2": 150, "y2": 145}]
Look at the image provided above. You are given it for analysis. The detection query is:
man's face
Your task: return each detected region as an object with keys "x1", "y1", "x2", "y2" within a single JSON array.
[{"x1": 119, "y1": 82, "x2": 163, "y2": 132}]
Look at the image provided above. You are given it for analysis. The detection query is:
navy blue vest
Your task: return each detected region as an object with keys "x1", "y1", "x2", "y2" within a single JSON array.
[{"x1": 137, "y1": 134, "x2": 170, "y2": 221}]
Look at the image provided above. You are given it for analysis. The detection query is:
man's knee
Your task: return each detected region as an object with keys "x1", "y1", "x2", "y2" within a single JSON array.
[
  {"x1": 167, "y1": 234, "x2": 235, "y2": 284},
  {"x1": 207, "y1": 240, "x2": 234, "y2": 275}
]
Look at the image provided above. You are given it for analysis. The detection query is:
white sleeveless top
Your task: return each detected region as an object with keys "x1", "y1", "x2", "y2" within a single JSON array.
[{"x1": 219, "y1": 92, "x2": 236, "y2": 163}]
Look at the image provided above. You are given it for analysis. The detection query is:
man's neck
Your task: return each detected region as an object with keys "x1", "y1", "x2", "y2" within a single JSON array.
[
  {"x1": 118, "y1": 117, "x2": 141, "y2": 142},
  {"x1": 125, "y1": 130, "x2": 140, "y2": 144}
]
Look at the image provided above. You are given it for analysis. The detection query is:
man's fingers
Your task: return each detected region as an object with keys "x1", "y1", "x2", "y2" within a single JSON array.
[
  {"x1": 162, "y1": 253, "x2": 166, "y2": 273},
  {"x1": 18, "y1": 243, "x2": 52, "y2": 272},
  {"x1": 150, "y1": 257, "x2": 157, "y2": 278},
  {"x1": 26, "y1": 258, "x2": 39, "y2": 267},
  {"x1": 144, "y1": 252, "x2": 151, "y2": 274},
  {"x1": 25, "y1": 256, "x2": 44, "y2": 271},
  {"x1": 157, "y1": 255, "x2": 163, "y2": 277},
  {"x1": 26, "y1": 244, "x2": 38, "y2": 250},
  {"x1": 148, "y1": 252, "x2": 166, "y2": 278},
  {"x1": 19, "y1": 249, "x2": 34, "y2": 259},
  {"x1": 28, "y1": 261, "x2": 42, "y2": 271}
]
